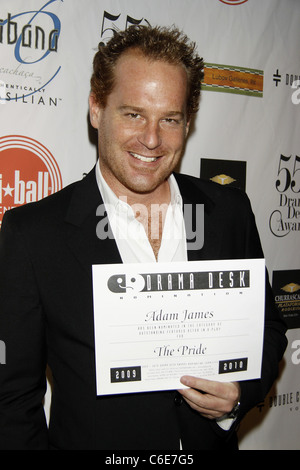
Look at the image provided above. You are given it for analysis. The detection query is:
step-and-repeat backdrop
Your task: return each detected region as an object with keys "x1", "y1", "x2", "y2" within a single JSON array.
[{"x1": 0, "y1": 0, "x2": 299, "y2": 450}]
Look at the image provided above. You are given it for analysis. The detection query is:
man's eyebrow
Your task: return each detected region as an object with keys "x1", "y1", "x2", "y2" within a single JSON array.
[
  {"x1": 118, "y1": 105, "x2": 144, "y2": 113},
  {"x1": 165, "y1": 111, "x2": 185, "y2": 118},
  {"x1": 119, "y1": 105, "x2": 185, "y2": 117}
]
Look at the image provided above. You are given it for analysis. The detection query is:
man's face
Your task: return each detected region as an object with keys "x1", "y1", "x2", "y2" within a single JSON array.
[{"x1": 89, "y1": 50, "x2": 190, "y2": 199}]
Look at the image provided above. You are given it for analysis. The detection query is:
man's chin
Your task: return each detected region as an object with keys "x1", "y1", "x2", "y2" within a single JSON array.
[{"x1": 123, "y1": 176, "x2": 169, "y2": 196}]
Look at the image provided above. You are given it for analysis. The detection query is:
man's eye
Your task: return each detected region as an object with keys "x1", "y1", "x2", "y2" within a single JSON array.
[
  {"x1": 127, "y1": 113, "x2": 140, "y2": 119},
  {"x1": 164, "y1": 118, "x2": 180, "y2": 125}
]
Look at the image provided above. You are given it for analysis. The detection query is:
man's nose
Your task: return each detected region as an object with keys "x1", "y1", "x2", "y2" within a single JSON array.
[{"x1": 138, "y1": 120, "x2": 162, "y2": 149}]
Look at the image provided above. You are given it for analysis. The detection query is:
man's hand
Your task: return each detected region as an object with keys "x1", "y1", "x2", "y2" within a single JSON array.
[{"x1": 178, "y1": 376, "x2": 241, "y2": 420}]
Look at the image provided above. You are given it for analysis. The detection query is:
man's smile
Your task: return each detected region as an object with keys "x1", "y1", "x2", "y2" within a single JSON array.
[{"x1": 129, "y1": 152, "x2": 160, "y2": 163}]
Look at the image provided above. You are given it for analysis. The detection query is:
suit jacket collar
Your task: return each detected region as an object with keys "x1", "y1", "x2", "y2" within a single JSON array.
[
  {"x1": 64, "y1": 166, "x2": 122, "y2": 274},
  {"x1": 173, "y1": 172, "x2": 214, "y2": 214},
  {"x1": 174, "y1": 173, "x2": 216, "y2": 261},
  {"x1": 65, "y1": 168, "x2": 214, "y2": 222},
  {"x1": 65, "y1": 167, "x2": 101, "y2": 227}
]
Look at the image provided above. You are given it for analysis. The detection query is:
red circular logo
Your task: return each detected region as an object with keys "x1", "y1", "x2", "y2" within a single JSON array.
[
  {"x1": 0, "y1": 135, "x2": 62, "y2": 226},
  {"x1": 219, "y1": 0, "x2": 248, "y2": 4}
]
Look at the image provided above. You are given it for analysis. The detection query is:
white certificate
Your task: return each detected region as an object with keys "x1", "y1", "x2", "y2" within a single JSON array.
[{"x1": 92, "y1": 259, "x2": 265, "y2": 395}]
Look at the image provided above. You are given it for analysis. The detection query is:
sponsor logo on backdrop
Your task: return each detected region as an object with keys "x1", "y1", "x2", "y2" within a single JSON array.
[
  {"x1": 256, "y1": 387, "x2": 300, "y2": 415},
  {"x1": 0, "y1": 0, "x2": 62, "y2": 106},
  {"x1": 202, "y1": 63, "x2": 263, "y2": 97},
  {"x1": 273, "y1": 68, "x2": 300, "y2": 105},
  {"x1": 255, "y1": 337, "x2": 300, "y2": 415},
  {"x1": 200, "y1": 158, "x2": 247, "y2": 191},
  {"x1": 0, "y1": 135, "x2": 62, "y2": 226},
  {"x1": 273, "y1": 69, "x2": 300, "y2": 88},
  {"x1": 272, "y1": 269, "x2": 300, "y2": 329},
  {"x1": 219, "y1": 0, "x2": 249, "y2": 5},
  {"x1": 269, "y1": 154, "x2": 300, "y2": 238},
  {"x1": 99, "y1": 11, "x2": 150, "y2": 45},
  {"x1": 99, "y1": 12, "x2": 263, "y2": 103}
]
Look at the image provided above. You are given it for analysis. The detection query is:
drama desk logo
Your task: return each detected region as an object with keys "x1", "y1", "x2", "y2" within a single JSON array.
[
  {"x1": 107, "y1": 269, "x2": 250, "y2": 294},
  {"x1": 200, "y1": 158, "x2": 247, "y2": 191},
  {"x1": 0, "y1": 135, "x2": 62, "y2": 226},
  {"x1": 272, "y1": 269, "x2": 300, "y2": 329}
]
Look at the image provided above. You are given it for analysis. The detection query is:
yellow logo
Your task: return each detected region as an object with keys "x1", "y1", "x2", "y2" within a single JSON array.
[
  {"x1": 210, "y1": 174, "x2": 236, "y2": 185},
  {"x1": 281, "y1": 283, "x2": 300, "y2": 293}
]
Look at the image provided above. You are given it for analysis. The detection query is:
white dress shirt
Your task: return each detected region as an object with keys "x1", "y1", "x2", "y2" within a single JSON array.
[{"x1": 95, "y1": 163, "x2": 187, "y2": 264}]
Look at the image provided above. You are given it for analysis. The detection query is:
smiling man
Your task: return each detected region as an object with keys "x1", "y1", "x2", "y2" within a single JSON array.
[
  {"x1": 0, "y1": 25, "x2": 287, "y2": 450},
  {"x1": 89, "y1": 47, "x2": 190, "y2": 257},
  {"x1": 90, "y1": 50, "x2": 189, "y2": 196}
]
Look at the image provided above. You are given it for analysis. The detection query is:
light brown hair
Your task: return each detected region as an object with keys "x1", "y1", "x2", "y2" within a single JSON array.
[{"x1": 90, "y1": 25, "x2": 204, "y2": 118}]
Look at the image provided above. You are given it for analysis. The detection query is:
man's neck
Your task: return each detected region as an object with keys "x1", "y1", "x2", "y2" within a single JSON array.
[
  {"x1": 129, "y1": 181, "x2": 171, "y2": 260},
  {"x1": 97, "y1": 163, "x2": 172, "y2": 260}
]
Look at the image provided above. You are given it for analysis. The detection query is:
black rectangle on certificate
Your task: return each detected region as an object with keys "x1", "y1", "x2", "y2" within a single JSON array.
[
  {"x1": 110, "y1": 366, "x2": 142, "y2": 383},
  {"x1": 219, "y1": 358, "x2": 248, "y2": 374}
]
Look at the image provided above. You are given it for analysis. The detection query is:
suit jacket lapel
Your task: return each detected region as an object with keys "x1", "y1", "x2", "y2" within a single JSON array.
[
  {"x1": 64, "y1": 166, "x2": 122, "y2": 275},
  {"x1": 174, "y1": 173, "x2": 220, "y2": 262}
]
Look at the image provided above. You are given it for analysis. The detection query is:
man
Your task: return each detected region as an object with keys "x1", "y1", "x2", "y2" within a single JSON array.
[{"x1": 0, "y1": 25, "x2": 286, "y2": 450}]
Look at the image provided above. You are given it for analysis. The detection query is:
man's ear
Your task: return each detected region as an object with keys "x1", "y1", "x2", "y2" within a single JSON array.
[
  {"x1": 185, "y1": 118, "x2": 191, "y2": 138},
  {"x1": 89, "y1": 93, "x2": 102, "y2": 129}
]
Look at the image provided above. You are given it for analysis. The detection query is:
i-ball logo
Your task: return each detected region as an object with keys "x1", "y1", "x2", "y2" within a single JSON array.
[{"x1": 0, "y1": 135, "x2": 62, "y2": 226}]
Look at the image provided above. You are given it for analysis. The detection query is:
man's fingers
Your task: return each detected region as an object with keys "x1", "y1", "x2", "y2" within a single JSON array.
[
  {"x1": 178, "y1": 376, "x2": 241, "y2": 419},
  {"x1": 179, "y1": 385, "x2": 230, "y2": 417},
  {"x1": 180, "y1": 375, "x2": 240, "y2": 402}
]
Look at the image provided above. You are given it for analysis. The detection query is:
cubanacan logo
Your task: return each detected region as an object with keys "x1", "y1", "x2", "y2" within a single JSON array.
[
  {"x1": 0, "y1": 135, "x2": 62, "y2": 226},
  {"x1": 0, "y1": 0, "x2": 62, "y2": 105}
]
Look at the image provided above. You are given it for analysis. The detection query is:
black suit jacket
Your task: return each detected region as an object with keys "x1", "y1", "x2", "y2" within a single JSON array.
[{"x1": 0, "y1": 167, "x2": 287, "y2": 450}]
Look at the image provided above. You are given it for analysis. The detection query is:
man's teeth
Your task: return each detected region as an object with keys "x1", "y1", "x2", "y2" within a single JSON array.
[{"x1": 130, "y1": 152, "x2": 158, "y2": 162}]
